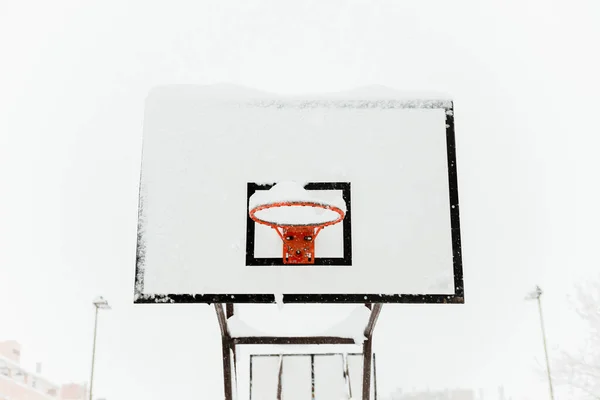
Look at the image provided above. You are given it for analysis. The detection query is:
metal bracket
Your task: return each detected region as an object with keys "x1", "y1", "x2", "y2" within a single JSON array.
[{"x1": 214, "y1": 302, "x2": 383, "y2": 400}]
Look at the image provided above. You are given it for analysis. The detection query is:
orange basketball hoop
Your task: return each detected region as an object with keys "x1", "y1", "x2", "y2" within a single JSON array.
[{"x1": 249, "y1": 201, "x2": 345, "y2": 265}]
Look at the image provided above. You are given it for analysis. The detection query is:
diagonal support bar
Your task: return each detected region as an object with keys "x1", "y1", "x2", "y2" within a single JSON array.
[
  {"x1": 364, "y1": 303, "x2": 382, "y2": 338},
  {"x1": 215, "y1": 303, "x2": 230, "y2": 338},
  {"x1": 214, "y1": 304, "x2": 233, "y2": 400}
]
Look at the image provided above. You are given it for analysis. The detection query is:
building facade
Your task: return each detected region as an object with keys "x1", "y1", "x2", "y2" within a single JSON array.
[{"x1": 0, "y1": 341, "x2": 86, "y2": 400}]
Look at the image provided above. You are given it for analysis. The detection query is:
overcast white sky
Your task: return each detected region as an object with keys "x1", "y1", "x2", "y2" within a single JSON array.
[{"x1": 0, "y1": 0, "x2": 599, "y2": 399}]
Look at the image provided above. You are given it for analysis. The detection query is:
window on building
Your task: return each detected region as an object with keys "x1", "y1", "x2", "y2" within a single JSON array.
[
  {"x1": 13, "y1": 369, "x2": 26, "y2": 383},
  {"x1": 0, "y1": 360, "x2": 9, "y2": 376}
]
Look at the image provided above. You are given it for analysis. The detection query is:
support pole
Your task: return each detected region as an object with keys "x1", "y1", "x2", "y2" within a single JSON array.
[
  {"x1": 221, "y1": 338, "x2": 233, "y2": 400},
  {"x1": 89, "y1": 297, "x2": 110, "y2": 400},
  {"x1": 89, "y1": 306, "x2": 99, "y2": 400},
  {"x1": 362, "y1": 304, "x2": 382, "y2": 400},
  {"x1": 373, "y1": 353, "x2": 378, "y2": 400},
  {"x1": 362, "y1": 338, "x2": 373, "y2": 400},
  {"x1": 277, "y1": 355, "x2": 283, "y2": 400},
  {"x1": 537, "y1": 292, "x2": 555, "y2": 400},
  {"x1": 226, "y1": 303, "x2": 236, "y2": 397},
  {"x1": 215, "y1": 304, "x2": 233, "y2": 400},
  {"x1": 527, "y1": 286, "x2": 555, "y2": 400}
]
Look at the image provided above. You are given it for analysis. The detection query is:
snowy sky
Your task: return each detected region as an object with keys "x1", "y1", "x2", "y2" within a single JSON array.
[{"x1": 0, "y1": 1, "x2": 599, "y2": 399}]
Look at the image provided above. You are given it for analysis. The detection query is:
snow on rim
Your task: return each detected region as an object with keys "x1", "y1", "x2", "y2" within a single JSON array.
[{"x1": 249, "y1": 181, "x2": 347, "y2": 226}]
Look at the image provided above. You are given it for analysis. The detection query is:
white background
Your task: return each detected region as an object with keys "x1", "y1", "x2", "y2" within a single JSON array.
[{"x1": 1, "y1": 1, "x2": 598, "y2": 399}]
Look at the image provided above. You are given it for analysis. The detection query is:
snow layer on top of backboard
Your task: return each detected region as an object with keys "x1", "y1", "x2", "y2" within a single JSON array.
[
  {"x1": 145, "y1": 82, "x2": 274, "y2": 101},
  {"x1": 323, "y1": 84, "x2": 452, "y2": 100},
  {"x1": 262, "y1": 84, "x2": 453, "y2": 108},
  {"x1": 145, "y1": 83, "x2": 453, "y2": 110}
]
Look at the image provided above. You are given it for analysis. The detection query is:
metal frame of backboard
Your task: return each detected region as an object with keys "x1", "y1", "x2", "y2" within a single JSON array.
[
  {"x1": 133, "y1": 100, "x2": 463, "y2": 305},
  {"x1": 215, "y1": 303, "x2": 382, "y2": 400},
  {"x1": 249, "y1": 352, "x2": 377, "y2": 400}
]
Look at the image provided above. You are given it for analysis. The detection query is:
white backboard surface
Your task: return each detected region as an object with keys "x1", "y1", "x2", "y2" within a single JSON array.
[{"x1": 134, "y1": 84, "x2": 463, "y2": 304}]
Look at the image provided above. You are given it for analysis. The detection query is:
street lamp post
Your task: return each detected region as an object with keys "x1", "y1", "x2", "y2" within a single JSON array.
[
  {"x1": 526, "y1": 286, "x2": 555, "y2": 400},
  {"x1": 89, "y1": 296, "x2": 110, "y2": 400}
]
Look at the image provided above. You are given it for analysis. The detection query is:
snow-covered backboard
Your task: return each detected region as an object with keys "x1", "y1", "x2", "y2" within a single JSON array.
[{"x1": 134, "y1": 84, "x2": 464, "y2": 304}]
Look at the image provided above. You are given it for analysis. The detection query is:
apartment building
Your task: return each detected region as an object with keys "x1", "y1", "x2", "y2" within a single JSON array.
[{"x1": 0, "y1": 341, "x2": 86, "y2": 400}]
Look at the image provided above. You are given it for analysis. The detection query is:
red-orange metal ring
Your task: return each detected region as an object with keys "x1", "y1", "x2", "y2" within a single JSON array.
[{"x1": 249, "y1": 201, "x2": 345, "y2": 229}]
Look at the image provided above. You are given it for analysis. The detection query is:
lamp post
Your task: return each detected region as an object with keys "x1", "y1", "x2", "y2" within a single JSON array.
[
  {"x1": 89, "y1": 296, "x2": 110, "y2": 400},
  {"x1": 526, "y1": 286, "x2": 555, "y2": 400}
]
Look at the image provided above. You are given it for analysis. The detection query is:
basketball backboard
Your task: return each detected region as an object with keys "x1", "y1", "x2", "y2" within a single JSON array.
[{"x1": 134, "y1": 84, "x2": 463, "y2": 304}]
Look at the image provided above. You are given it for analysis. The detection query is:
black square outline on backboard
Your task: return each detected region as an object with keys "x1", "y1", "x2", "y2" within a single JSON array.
[
  {"x1": 246, "y1": 182, "x2": 352, "y2": 267},
  {"x1": 133, "y1": 101, "x2": 463, "y2": 304}
]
